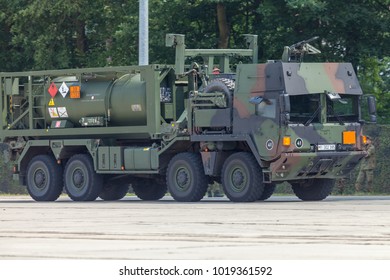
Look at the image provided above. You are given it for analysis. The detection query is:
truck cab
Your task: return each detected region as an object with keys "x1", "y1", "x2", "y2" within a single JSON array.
[{"x1": 182, "y1": 36, "x2": 376, "y2": 201}]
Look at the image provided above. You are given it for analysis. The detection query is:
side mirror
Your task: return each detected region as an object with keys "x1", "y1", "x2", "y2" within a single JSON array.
[
  {"x1": 282, "y1": 94, "x2": 291, "y2": 113},
  {"x1": 367, "y1": 96, "x2": 377, "y2": 123},
  {"x1": 281, "y1": 94, "x2": 290, "y2": 123}
]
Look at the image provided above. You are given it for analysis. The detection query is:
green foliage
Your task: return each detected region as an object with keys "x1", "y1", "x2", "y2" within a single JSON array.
[
  {"x1": 358, "y1": 57, "x2": 390, "y2": 123},
  {"x1": 1, "y1": 1, "x2": 388, "y2": 64}
]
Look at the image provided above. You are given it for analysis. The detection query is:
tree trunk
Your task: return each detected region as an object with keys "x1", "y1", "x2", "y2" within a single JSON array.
[
  {"x1": 75, "y1": 19, "x2": 86, "y2": 56},
  {"x1": 216, "y1": 3, "x2": 229, "y2": 48}
]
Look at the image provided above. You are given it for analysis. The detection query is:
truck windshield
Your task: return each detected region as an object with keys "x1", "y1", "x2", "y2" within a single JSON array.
[
  {"x1": 327, "y1": 95, "x2": 359, "y2": 123},
  {"x1": 289, "y1": 94, "x2": 320, "y2": 124},
  {"x1": 289, "y1": 94, "x2": 359, "y2": 124}
]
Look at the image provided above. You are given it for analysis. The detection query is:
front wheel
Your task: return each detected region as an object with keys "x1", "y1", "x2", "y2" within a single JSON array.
[
  {"x1": 258, "y1": 183, "x2": 276, "y2": 201},
  {"x1": 64, "y1": 154, "x2": 102, "y2": 201},
  {"x1": 291, "y1": 179, "x2": 335, "y2": 201},
  {"x1": 166, "y1": 153, "x2": 208, "y2": 202},
  {"x1": 26, "y1": 155, "x2": 63, "y2": 201},
  {"x1": 221, "y1": 152, "x2": 264, "y2": 202}
]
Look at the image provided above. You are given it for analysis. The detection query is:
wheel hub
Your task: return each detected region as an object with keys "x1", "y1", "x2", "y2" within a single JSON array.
[
  {"x1": 176, "y1": 169, "x2": 189, "y2": 188},
  {"x1": 34, "y1": 170, "x2": 46, "y2": 189},
  {"x1": 231, "y1": 168, "x2": 246, "y2": 191},
  {"x1": 73, "y1": 169, "x2": 85, "y2": 188},
  {"x1": 232, "y1": 170, "x2": 244, "y2": 185}
]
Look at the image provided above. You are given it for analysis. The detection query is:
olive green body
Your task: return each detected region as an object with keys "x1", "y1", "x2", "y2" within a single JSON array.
[{"x1": 37, "y1": 74, "x2": 147, "y2": 127}]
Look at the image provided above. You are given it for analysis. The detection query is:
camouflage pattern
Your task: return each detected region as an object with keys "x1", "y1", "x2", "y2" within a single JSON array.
[
  {"x1": 215, "y1": 61, "x2": 366, "y2": 182},
  {"x1": 355, "y1": 139, "x2": 376, "y2": 192},
  {"x1": 192, "y1": 60, "x2": 369, "y2": 197},
  {"x1": 359, "y1": 141, "x2": 376, "y2": 170}
]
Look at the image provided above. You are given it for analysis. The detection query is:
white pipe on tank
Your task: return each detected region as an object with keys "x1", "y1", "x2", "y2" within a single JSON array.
[{"x1": 139, "y1": 0, "x2": 149, "y2": 65}]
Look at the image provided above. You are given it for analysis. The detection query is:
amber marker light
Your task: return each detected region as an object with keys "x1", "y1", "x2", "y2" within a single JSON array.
[
  {"x1": 342, "y1": 131, "x2": 356, "y2": 145},
  {"x1": 361, "y1": 135, "x2": 367, "y2": 145},
  {"x1": 283, "y1": 136, "x2": 291, "y2": 146}
]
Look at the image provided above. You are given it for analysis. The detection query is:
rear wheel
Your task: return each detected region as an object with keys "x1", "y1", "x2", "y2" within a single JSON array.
[
  {"x1": 167, "y1": 153, "x2": 208, "y2": 202},
  {"x1": 64, "y1": 154, "x2": 102, "y2": 201},
  {"x1": 291, "y1": 179, "x2": 335, "y2": 201},
  {"x1": 99, "y1": 183, "x2": 129, "y2": 201},
  {"x1": 26, "y1": 155, "x2": 63, "y2": 201},
  {"x1": 221, "y1": 152, "x2": 263, "y2": 202},
  {"x1": 132, "y1": 178, "x2": 167, "y2": 200}
]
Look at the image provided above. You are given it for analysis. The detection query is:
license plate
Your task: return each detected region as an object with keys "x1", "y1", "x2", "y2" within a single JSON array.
[{"x1": 318, "y1": 144, "x2": 336, "y2": 151}]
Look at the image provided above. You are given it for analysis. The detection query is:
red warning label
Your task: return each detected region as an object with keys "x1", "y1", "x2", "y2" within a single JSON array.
[{"x1": 48, "y1": 82, "x2": 58, "y2": 98}]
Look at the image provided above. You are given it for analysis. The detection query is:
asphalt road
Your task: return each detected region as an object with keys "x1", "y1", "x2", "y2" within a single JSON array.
[{"x1": 0, "y1": 195, "x2": 390, "y2": 259}]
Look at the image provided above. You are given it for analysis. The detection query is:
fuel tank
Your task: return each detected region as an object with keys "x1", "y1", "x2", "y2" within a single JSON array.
[{"x1": 37, "y1": 73, "x2": 147, "y2": 127}]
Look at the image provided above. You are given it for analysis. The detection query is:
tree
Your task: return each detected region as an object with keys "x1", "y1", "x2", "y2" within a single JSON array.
[
  {"x1": 359, "y1": 57, "x2": 390, "y2": 123},
  {"x1": 0, "y1": 0, "x2": 388, "y2": 94},
  {"x1": 216, "y1": 2, "x2": 229, "y2": 48}
]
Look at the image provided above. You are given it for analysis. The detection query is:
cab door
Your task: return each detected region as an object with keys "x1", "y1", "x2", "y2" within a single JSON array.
[
  {"x1": 252, "y1": 91, "x2": 281, "y2": 160},
  {"x1": 233, "y1": 63, "x2": 283, "y2": 161}
]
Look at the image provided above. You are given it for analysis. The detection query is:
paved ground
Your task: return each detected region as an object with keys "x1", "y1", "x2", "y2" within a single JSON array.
[{"x1": 0, "y1": 195, "x2": 390, "y2": 259}]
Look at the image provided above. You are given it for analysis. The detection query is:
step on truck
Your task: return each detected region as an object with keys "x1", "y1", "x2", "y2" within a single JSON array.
[{"x1": 0, "y1": 34, "x2": 376, "y2": 202}]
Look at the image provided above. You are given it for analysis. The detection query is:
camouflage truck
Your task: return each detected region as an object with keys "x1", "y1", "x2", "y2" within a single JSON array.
[{"x1": 0, "y1": 34, "x2": 376, "y2": 202}]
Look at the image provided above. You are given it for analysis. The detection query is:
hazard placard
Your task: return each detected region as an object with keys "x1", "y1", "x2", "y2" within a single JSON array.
[
  {"x1": 48, "y1": 82, "x2": 58, "y2": 98},
  {"x1": 57, "y1": 107, "x2": 68, "y2": 118},
  {"x1": 48, "y1": 107, "x2": 59, "y2": 118},
  {"x1": 48, "y1": 98, "x2": 55, "y2": 106},
  {"x1": 59, "y1": 82, "x2": 69, "y2": 98}
]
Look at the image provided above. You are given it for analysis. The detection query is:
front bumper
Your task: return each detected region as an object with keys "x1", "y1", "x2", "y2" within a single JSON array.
[{"x1": 269, "y1": 151, "x2": 366, "y2": 182}]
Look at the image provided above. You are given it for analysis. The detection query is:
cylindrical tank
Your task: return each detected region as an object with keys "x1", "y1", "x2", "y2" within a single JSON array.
[{"x1": 37, "y1": 73, "x2": 147, "y2": 127}]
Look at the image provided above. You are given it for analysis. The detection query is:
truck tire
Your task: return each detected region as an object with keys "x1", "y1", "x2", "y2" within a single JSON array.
[
  {"x1": 291, "y1": 179, "x2": 335, "y2": 201},
  {"x1": 166, "y1": 152, "x2": 208, "y2": 202},
  {"x1": 99, "y1": 183, "x2": 129, "y2": 201},
  {"x1": 64, "y1": 154, "x2": 102, "y2": 201},
  {"x1": 204, "y1": 78, "x2": 235, "y2": 106},
  {"x1": 258, "y1": 183, "x2": 276, "y2": 201},
  {"x1": 221, "y1": 152, "x2": 264, "y2": 202},
  {"x1": 26, "y1": 155, "x2": 63, "y2": 201},
  {"x1": 132, "y1": 178, "x2": 167, "y2": 200}
]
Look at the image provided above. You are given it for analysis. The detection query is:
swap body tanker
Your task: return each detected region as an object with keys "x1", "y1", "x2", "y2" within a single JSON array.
[{"x1": 0, "y1": 34, "x2": 376, "y2": 202}]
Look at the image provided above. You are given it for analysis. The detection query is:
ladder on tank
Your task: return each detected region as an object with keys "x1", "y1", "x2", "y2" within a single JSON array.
[{"x1": 30, "y1": 77, "x2": 48, "y2": 130}]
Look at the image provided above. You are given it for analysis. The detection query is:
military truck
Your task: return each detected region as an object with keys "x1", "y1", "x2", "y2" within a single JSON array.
[{"x1": 0, "y1": 34, "x2": 376, "y2": 202}]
